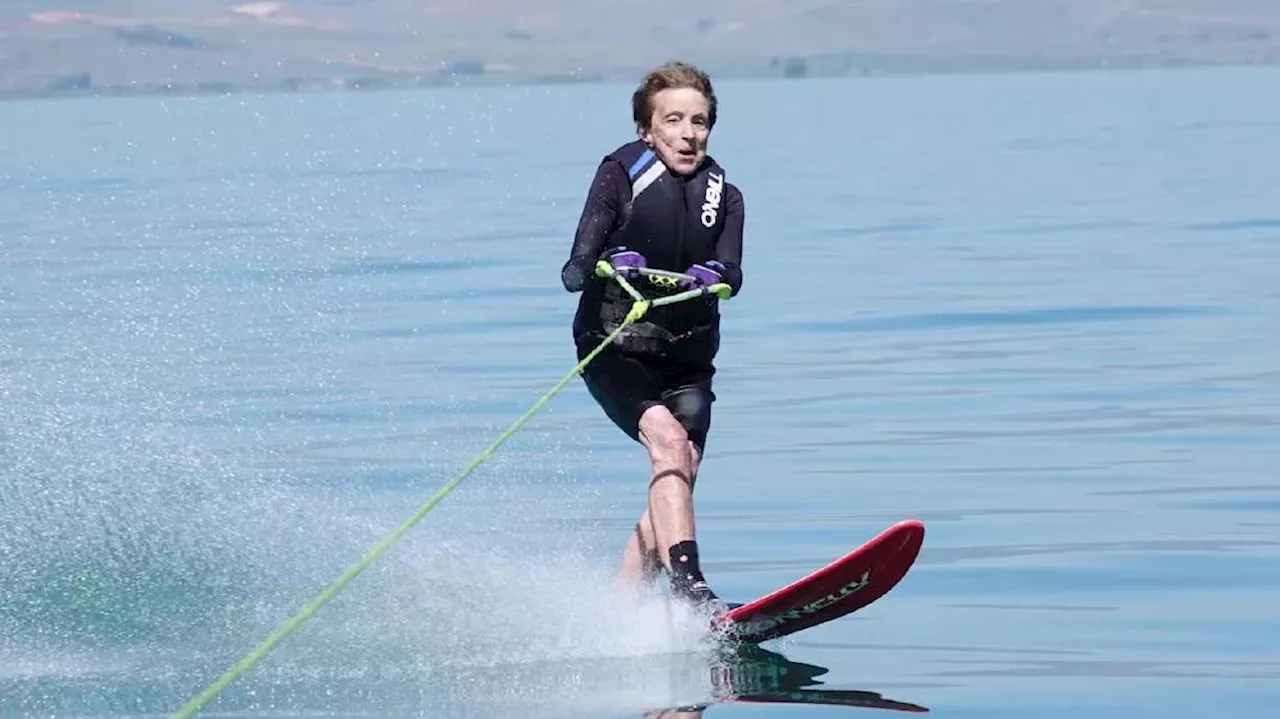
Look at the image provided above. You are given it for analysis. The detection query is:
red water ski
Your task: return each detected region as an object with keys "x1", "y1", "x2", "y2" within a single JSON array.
[{"x1": 714, "y1": 520, "x2": 925, "y2": 644}]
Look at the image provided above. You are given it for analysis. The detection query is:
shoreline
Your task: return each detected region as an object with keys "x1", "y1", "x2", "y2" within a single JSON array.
[{"x1": 3, "y1": 55, "x2": 1276, "y2": 103}]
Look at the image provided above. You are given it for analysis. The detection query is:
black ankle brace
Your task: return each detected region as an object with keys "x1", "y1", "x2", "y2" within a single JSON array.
[{"x1": 668, "y1": 540, "x2": 706, "y2": 592}]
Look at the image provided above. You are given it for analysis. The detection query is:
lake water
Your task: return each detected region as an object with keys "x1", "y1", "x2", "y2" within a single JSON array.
[{"x1": 2, "y1": 65, "x2": 1279, "y2": 718}]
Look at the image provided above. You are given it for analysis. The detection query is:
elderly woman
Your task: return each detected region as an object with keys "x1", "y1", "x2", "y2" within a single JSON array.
[{"x1": 560, "y1": 61, "x2": 745, "y2": 615}]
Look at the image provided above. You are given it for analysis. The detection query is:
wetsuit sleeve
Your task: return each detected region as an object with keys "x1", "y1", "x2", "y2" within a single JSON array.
[
  {"x1": 714, "y1": 183, "x2": 745, "y2": 296},
  {"x1": 561, "y1": 159, "x2": 628, "y2": 292}
]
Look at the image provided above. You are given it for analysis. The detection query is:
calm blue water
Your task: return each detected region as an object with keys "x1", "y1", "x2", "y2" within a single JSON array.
[{"x1": 3, "y1": 65, "x2": 1280, "y2": 718}]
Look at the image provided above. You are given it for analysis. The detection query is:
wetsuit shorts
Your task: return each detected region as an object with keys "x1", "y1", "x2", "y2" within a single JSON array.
[{"x1": 575, "y1": 335, "x2": 716, "y2": 451}]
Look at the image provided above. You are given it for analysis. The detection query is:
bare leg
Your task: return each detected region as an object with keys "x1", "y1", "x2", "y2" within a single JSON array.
[
  {"x1": 617, "y1": 520, "x2": 661, "y2": 588},
  {"x1": 618, "y1": 438, "x2": 703, "y2": 588},
  {"x1": 639, "y1": 405, "x2": 696, "y2": 557},
  {"x1": 617, "y1": 406, "x2": 724, "y2": 612}
]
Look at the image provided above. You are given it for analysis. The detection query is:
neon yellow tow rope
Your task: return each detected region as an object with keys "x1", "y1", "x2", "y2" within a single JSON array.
[{"x1": 169, "y1": 262, "x2": 731, "y2": 719}]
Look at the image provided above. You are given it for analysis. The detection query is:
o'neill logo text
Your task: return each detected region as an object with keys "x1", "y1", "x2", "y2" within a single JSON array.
[
  {"x1": 701, "y1": 172, "x2": 724, "y2": 227},
  {"x1": 734, "y1": 569, "x2": 873, "y2": 636}
]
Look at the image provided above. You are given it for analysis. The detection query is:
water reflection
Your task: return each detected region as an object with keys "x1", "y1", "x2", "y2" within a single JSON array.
[
  {"x1": 642, "y1": 644, "x2": 929, "y2": 716},
  {"x1": 0, "y1": 644, "x2": 929, "y2": 717}
]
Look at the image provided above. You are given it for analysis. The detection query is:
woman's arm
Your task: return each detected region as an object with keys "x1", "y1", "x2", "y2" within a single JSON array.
[
  {"x1": 561, "y1": 160, "x2": 628, "y2": 292},
  {"x1": 713, "y1": 183, "x2": 745, "y2": 296}
]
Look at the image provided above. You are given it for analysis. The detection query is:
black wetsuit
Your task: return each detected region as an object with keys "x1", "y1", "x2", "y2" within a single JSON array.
[{"x1": 560, "y1": 140, "x2": 745, "y2": 450}]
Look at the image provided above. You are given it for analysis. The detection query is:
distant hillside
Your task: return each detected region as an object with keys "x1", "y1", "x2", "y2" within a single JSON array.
[{"x1": 2, "y1": 0, "x2": 1279, "y2": 98}]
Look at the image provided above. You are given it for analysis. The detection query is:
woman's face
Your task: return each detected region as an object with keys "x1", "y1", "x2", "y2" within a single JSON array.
[{"x1": 639, "y1": 87, "x2": 712, "y2": 176}]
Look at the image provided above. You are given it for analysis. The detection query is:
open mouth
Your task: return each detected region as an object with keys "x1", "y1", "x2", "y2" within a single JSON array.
[{"x1": 677, "y1": 148, "x2": 697, "y2": 160}]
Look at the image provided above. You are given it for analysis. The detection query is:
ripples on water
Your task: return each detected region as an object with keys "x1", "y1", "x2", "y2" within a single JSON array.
[{"x1": 2, "y1": 66, "x2": 1280, "y2": 717}]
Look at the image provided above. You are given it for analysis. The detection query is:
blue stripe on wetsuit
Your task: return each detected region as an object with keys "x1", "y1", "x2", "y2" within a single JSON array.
[{"x1": 628, "y1": 148, "x2": 655, "y2": 179}]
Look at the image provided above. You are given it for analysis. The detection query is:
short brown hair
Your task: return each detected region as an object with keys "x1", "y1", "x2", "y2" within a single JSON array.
[{"x1": 631, "y1": 61, "x2": 718, "y2": 132}]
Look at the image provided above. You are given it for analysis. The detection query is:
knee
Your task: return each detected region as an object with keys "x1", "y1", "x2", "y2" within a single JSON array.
[{"x1": 640, "y1": 410, "x2": 689, "y2": 458}]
